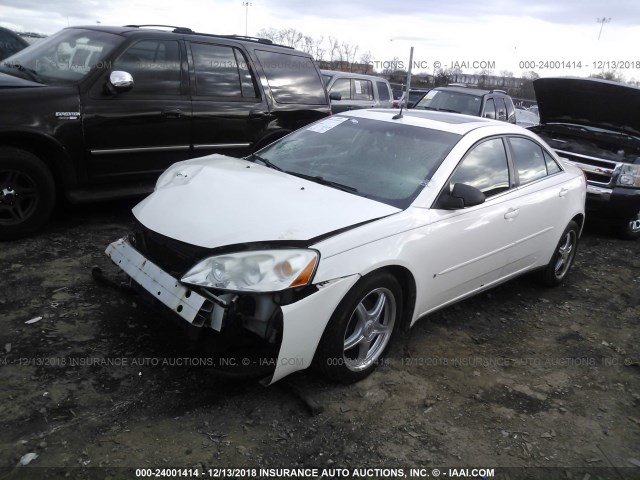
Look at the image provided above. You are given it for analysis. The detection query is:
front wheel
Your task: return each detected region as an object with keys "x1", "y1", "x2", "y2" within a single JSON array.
[
  {"x1": 0, "y1": 148, "x2": 56, "y2": 240},
  {"x1": 314, "y1": 271, "x2": 402, "y2": 384},
  {"x1": 539, "y1": 220, "x2": 579, "y2": 287},
  {"x1": 618, "y1": 211, "x2": 640, "y2": 240}
]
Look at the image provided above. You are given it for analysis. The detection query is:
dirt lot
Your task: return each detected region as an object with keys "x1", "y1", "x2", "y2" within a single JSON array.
[{"x1": 1, "y1": 201, "x2": 639, "y2": 480}]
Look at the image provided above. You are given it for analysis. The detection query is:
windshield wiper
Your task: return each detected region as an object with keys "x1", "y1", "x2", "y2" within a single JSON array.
[
  {"x1": 1, "y1": 62, "x2": 42, "y2": 83},
  {"x1": 416, "y1": 106, "x2": 461, "y2": 113},
  {"x1": 284, "y1": 170, "x2": 358, "y2": 193},
  {"x1": 248, "y1": 153, "x2": 283, "y2": 172}
]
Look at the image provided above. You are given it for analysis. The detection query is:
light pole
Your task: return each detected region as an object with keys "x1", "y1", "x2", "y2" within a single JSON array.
[
  {"x1": 243, "y1": 2, "x2": 252, "y2": 36},
  {"x1": 596, "y1": 17, "x2": 611, "y2": 41}
]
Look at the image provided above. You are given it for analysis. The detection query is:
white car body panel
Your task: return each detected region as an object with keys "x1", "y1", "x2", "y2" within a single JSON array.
[
  {"x1": 134, "y1": 155, "x2": 399, "y2": 249},
  {"x1": 272, "y1": 275, "x2": 359, "y2": 383},
  {"x1": 107, "y1": 109, "x2": 587, "y2": 384}
]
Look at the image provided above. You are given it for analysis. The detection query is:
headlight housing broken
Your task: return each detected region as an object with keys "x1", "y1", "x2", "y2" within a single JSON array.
[{"x1": 181, "y1": 249, "x2": 319, "y2": 292}]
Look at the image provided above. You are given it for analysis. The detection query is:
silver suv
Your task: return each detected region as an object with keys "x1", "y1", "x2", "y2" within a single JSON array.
[
  {"x1": 322, "y1": 70, "x2": 393, "y2": 113},
  {"x1": 413, "y1": 86, "x2": 516, "y2": 124}
]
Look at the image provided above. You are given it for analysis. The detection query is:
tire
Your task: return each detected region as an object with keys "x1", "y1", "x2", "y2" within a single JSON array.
[
  {"x1": 314, "y1": 271, "x2": 402, "y2": 384},
  {"x1": 538, "y1": 220, "x2": 579, "y2": 287},
  {"x1": 618, "y1": 211, "x2": 640, "y2": 240},
  {"x1": 0, "y1": 147, "x2": 56, "y2": 240}
]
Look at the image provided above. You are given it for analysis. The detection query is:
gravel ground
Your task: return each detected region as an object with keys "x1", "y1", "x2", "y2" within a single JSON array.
[{"x1": 0, "y1": 200, "x2": 639, "y2": 480}]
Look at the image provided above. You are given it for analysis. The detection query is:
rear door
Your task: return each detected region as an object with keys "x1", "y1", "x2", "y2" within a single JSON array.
[
  {"x1": 188, "y1": 41, "x2": 268, "y2": 158},
  {"x1": 500, "y1": 136, "x2": 569, "y2": 274},
  {"x1": 82, "y1": 38, "x2": 191, "y2": 183}
]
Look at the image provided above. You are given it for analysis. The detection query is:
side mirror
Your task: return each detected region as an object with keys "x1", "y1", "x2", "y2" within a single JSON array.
[
  {"x1": 329, "y1": 91, "x2": 342, "y2": 101},
  {"x1": 439, "y1": 183, "x2": 486, "y2": 209},
  {"x1": 106, "y1": 70, "x2": 134, "y2": 94}
]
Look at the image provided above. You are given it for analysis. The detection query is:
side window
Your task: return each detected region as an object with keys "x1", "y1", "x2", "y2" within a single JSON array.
[
  {"x1": 376, "y1": 81, "x2": 391, "y2": 101},
  {"x1": 505, "y1": 98, "x2": 515, "y2": 123},
  {"x1": 483, "y1": 98, "x2": 496, "y2": 119},
  {"x1": 352, "y1": 79, "x2": 373, "y2": 101},
  {"x1": 544, "y1": 150, "x2": 562, "y2": 174},
  {"x1": 495, "y1": 97, "x2": 507, "y2": 121},
  {"x1": 508, "y1": 137, "x2": 548, "y2": 185},
  {"x1": 113, "y1": 40, "x2": 181, "y2": 95},
  {"x1": 255, "y1": 50, "x2": 326, "y2": 104},
  {"x1": 331, "y1": 78, "x2": 351, "y2": 100},
  {"x1": 191, "y1": 43, "x2": 242, "y2": 97},
  {"x1": 449, "y1": 138, "x2": 510, "y2": 198}
]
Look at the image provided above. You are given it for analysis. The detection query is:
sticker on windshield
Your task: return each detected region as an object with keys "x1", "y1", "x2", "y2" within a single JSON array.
[{"x1": 306, "y1": 116, "x2": 349, "y2": 133}]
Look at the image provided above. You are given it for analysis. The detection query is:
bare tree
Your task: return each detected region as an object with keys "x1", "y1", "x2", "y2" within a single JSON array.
[
  {"x1": 360, "y1": 51, "x2": 374, "y2": 74},
  {"x1": 590, "y1": 70, "x2": 625, "y2": 82}
]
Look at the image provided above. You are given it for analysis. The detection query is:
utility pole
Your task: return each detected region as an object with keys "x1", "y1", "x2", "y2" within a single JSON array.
[
  {"x1": 243, "y1": 2, "x2": 252, "y2": 36},
  {"x1": 596, "y1": 17, "x2": 611, "y2": 41}
]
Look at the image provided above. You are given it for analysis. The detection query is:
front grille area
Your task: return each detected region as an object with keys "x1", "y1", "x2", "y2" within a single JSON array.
[
  {"x1": 130, "y1": 224, "x2": 209, "y2": 278},
  {"x1": 554, "y1": 149, "x2": 621, "y2": 187}
]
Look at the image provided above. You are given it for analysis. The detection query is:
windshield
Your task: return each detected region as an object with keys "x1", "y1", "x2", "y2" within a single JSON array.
[
  {"x1": 255, "y1": 116, "x2": 460, "y2": 209},
  {"x1": 415, "y1": 90, "x2": 483, "y2": 116},
  {"x1": 0, "y1": 28, "x2": 121, "y2": 84}
]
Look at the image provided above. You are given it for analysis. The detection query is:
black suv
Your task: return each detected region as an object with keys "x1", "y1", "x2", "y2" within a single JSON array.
[
  {"x1": 0, "y1": 25, "x2": 331, "y2": 240},
  {"x1": 412, "y1": 86, "x2": 516, "y2": 123}
]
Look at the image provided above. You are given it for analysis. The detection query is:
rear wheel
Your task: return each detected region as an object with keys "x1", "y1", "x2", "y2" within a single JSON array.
[
  {"x1": 314, "y1": 271, "x2": 402, "y2": 384},
  {"x1": 618, "y1": 211, "x2": 640, "y2": 240},
  {"x1": 539, "y1": 220, "x2": 579, "y2": 287},
  {"x1": 0, "y1": 148, "x2": 56, "y2": 240}
]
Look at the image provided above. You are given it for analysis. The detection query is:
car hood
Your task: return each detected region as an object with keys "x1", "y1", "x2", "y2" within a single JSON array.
[
  {"x1": 0, "y1": 71, "x2": 44, "y2": 88},
  {"x1": 133, "y1": 155, "x2": 400, "y2": 249},
  {"x1": 533, "y1": 77, "x2": 640, "y2": 138}
]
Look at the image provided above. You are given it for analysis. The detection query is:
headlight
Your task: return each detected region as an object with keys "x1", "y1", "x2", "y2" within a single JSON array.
[
  {"x1": 181, "y1": 250, "x2": 319, "y2": 292},
  {"x1": 617, "y1": 164, "x2": 640, "y2": 188}
]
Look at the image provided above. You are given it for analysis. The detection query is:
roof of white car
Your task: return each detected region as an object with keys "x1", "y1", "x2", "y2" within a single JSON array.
[{"x1": 339, "y1": 108, "x2": 528, "y2": 136}]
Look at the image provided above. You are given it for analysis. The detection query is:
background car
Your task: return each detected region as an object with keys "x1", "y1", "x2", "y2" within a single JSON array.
[
  {"x1": 0, "y1": 26, "x2": 29, "y2": 60},
  {"x1": 105, "y1": 109, "x2": 586, "y2": 385},
  {"x1": 515, "y1": 106, "x2": 540, "y2": 127},
  {"x1": 394, "y1": 88, "x2": 429, "y2": 108},
  {"x1": 413, "y1": 86, "x2": 516, "y2": 123},
  {"x1": 0, "y1": 24, "x2": 330, "y2": 240},
  {"x1": 530, "y1": 77, "x2": 640, "y2": 239},
  {"x1": 322, "y1": 70, "x2": 393, "y2": 113}
]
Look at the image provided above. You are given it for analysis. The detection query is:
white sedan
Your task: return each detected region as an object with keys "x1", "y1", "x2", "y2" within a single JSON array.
[{"x1": 105, "y1": 109, "x2": 586, "y2": 384}]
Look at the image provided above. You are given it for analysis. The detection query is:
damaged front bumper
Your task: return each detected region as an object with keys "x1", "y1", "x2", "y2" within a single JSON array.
[{"x1": 105, "y1": 237, "x2": 358, "y2": 384}]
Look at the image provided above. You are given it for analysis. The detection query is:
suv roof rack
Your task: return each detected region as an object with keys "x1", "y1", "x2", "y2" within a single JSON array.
[
  {"x1": 123, "y1": 25, "x2": 284, "y2": 47},
  {"x1": 490, "y1": 89, "x2": 507, "y2": 94},
  {"x1": 124, "y1": 24, "x2": 194, "y2": 34}
]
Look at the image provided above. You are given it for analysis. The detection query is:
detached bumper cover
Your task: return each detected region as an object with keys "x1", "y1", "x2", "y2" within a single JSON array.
[{"x1": 106, "y1": 238, "x2": 206, "y2": 324}]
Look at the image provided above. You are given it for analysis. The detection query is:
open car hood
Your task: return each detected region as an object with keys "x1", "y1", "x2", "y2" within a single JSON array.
[
  {"x1": 533, "y1": 77, "x2": 640, "y2": 138},
  {"x1": 133, "y1": 155, "x2": 400, "y2": 249}
]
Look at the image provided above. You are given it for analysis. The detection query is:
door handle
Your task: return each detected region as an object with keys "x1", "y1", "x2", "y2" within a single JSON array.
[
  {"x1": 162, "y1": 108, "x2": 183, "y2": 118},
  {"x1": 559, "y1": 188, "x2": 569, "y2": 197},
  {"x1": 249, "y1": 110, "x2": 274, "y2": 120},
  {"x1": 504, "y1": 208, "x2": 520, "y2": 220}
]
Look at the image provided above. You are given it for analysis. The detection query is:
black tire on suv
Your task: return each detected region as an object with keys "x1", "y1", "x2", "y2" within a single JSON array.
[{"x1": 0, "y1": 148, "x2": 56, "y2": 240}]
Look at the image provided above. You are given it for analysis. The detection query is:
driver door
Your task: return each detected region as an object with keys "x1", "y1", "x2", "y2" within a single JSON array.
[{"x1": 81, "y1": 38, "x2": 191, "y2": 184}]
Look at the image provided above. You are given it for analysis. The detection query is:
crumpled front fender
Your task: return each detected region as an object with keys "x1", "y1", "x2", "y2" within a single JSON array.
[{"x1": 268, "y1": 274, "x2": 360, "y2": 384}]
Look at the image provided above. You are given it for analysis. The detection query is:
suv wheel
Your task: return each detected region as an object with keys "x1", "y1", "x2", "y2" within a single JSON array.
[
  {"x1": 0, "y1": 147, "x2": 56, "y2": 240},
  {"x1": 619, "y1": 211, "x2": 640, "y2": 240}
]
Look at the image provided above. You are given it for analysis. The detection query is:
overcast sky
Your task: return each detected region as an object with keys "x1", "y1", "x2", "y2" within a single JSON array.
[{"x1": 2, "y1": 0, "x2": 639, "y2": 80}]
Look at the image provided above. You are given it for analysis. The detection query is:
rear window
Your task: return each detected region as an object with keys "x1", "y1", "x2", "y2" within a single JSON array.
[{"x1": 255, "y1": 50, "x2": 326, "y2": 105}]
